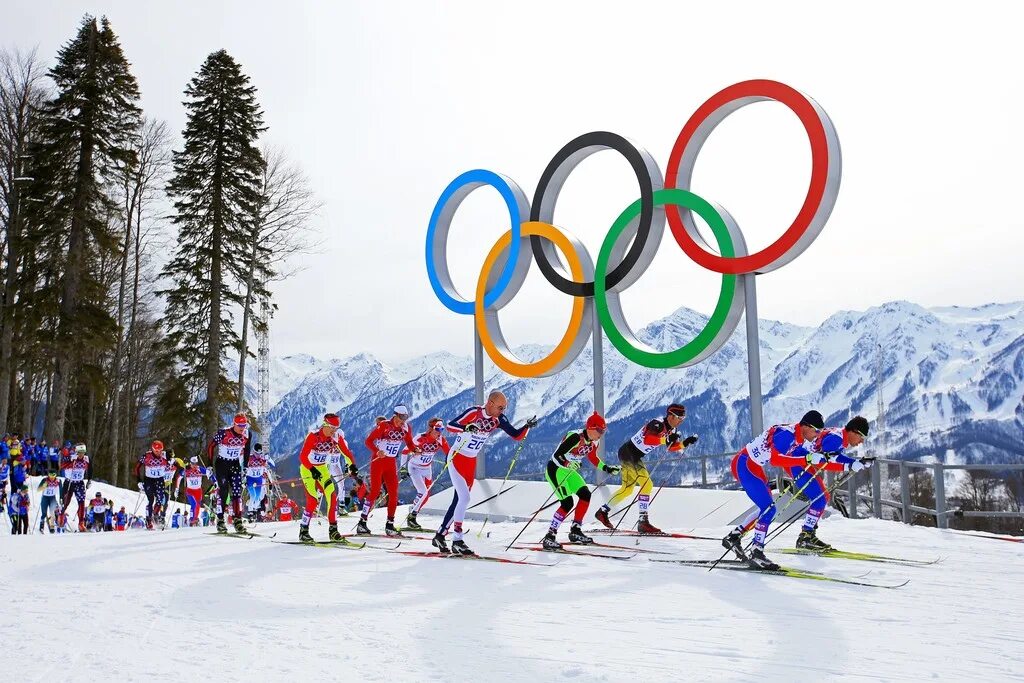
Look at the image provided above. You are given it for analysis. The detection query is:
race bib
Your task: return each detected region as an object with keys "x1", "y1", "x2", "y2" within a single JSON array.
[
  {"x1": 280, "y1": 506, "x2": 291, "y2": 514},
  {"x1": 44, "y1": 484, "x2": 60, "y2": 496},
  {"x1": 145, "y1": 465, "x2": 164, "y2": 478},
  {"x1": 246, "y1": 466, "x2": 265, "y2": 478},
  {"x1": 67, "y1": 469, "x2": 85, "y2": 482},
  {"x1": 307, "y1": 451, "x2": 328, "y2": 465},
  {"x1": 220, "y1": 446, "x2": 243, "y2": 460},
  {"x1": 186, "y1": 476, "x2": 203, "y2": 488},
  {"x1": 457, "y1": 433, "x2": 486, "y2": 456},
  {"x1": 414, "y1": 453, "x2": 434, "y2": 467},
  {"x1": 382, "y1": 442, "x2": 402, "y2": 457}
]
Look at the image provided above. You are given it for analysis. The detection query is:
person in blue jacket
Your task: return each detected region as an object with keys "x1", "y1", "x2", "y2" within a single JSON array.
[
  {"x1": 10, "y1": 458, "x2": 27, "y2": 493},
  {"x1": 0, "y1": 457, "x2": 8, "y2": 506}
]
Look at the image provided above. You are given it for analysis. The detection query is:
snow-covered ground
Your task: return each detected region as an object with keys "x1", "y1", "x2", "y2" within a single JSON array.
[{"x1": 3, "y1": 483, "x2": 1022, "y2": 682}]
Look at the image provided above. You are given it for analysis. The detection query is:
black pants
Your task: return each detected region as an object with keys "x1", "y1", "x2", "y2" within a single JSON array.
[
  {"x1": 215, "y1": 458, "x2": 243, "y2": 519},
  {"x1": 143, "y1": 478, "x2": 164, "y2": 522},
  {"x1": 16, "y1": 513, "x2": 28, "y2": 534}
]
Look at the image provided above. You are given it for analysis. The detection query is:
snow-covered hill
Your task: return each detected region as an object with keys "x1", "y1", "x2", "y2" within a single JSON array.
[
  {"x1": 257, "y1": 301, "x2": 1024, "y2": 479},
  {"x1": 3, "y1": 501, "x2": 1022, "y2": 682}
]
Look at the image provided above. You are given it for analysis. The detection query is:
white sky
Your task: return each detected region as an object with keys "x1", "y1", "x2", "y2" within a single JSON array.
[{"x1": 7, "y1": 1, "x2": 1024, "y2": 363}]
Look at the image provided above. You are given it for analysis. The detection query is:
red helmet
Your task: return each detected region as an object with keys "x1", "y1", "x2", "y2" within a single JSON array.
[
  {"x1": 151, "y1": 440, "x2": 164, "y2": 452},
  {"x1": 233, "y1": 413, "x2": 249, "y2": 428},
  {"x1": 322, "y1": 413, "x2": 341, "y2": 428},
  {"x1": 586, "y1": 412, "x2": 607, "y2": 432}
]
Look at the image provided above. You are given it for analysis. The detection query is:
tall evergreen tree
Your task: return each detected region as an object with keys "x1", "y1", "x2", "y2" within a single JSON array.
[
  {"x1": 160, "y1": 50, "x2": 265, "y2": 440},
  {"x1": 27, "y1": 15, "x2": 142, "y2": 444}
]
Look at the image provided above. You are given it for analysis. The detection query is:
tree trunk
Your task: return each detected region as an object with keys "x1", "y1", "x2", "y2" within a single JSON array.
[
  {"x1": 45, "y1": 24, "x2": 98, "y2": 444},
  {"x1": 0, "y1": 176, "x2": 21, "y2": 433},
  {"x1": 20, "y1": 362, "x2": 33, "y2": 436}
]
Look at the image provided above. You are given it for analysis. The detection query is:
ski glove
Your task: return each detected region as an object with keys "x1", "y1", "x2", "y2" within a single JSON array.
[
  {"x1": 525, "y1": 416, "x2": 539, "y2": 429},
  {"x1": 682, "y1": 435, "x2": 698, "y2": 448},
  {"x1": 399, "y1": 466, "x2": 409, "y2": 480},
  {"x1": 666, "y1": 432, "x2": 681, "y2": 446},
  {"x1": 309, "y1": 466, "x2": 322, "y2": 481},
  {"x1": 348, "y1": 464, "x2": 359, "y2": 477},
  {"x1": 805, "y1": 452, "x2": 827, "y2": 466},
  {"x1": 137, "y1": 482, "x2": 144, "y2": 491},
  {"x1": 848, "y1": 459, "x2": 870, "y2": 473},
  {"x1": 602, "y1": 464, "x2": 621, "y2": 475},
  {"x1": 464, "y1": 424, "x2": 479, "y2": 433}
]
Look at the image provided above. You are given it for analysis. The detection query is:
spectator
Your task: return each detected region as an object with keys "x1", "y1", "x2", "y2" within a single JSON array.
[
  {"x1": 114, "y1": 506, "x2": 127, "y2": 531},
  {"x1": 6, "y1": 486, "x2": 18, "y2": 534},
  {"x1": 171, "y1": 509, "x2": 181, "y2": 529},
  {"x1": 10, "y1": 458, "x2": 27, "y2": 495},
  {"x1": 55, "y1": 509, "x2": 68, "y2": 534},
  {"x1": 104, "y1": 501, "x2": 114, "y2": 531},
  {"x1": 47, "y1": 441, "x2": 59, "y2": 472},
  {"x1": 200, "y1": 507, "x2": 210, "y2": 527},
  {"x1": 0, "y1": 457, "x2": 8, "y2": 507}
]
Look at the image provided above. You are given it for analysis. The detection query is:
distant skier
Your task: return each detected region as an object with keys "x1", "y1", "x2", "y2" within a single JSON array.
[
  {"x1": 171, "y1": 509, "x2": 182, "y2": 529},
  {"x1": 206, "y1": 413, "x2": 253, "y2": 534},
  {"x1": 541, "y1": 413, "x2": 620, "y2": 550},
  {"x1": 593, "y1": 404, "x2": 697, "y2": 534},
  {"x1": 115, "y1": 506, "x2": 127, "y2": 531},
  {"x1": 357, "y1": 405, "x2": 421, "y2": 537},
  {"x1": 245, "y1": 444, "x2": 271, "y2": 522},
  {"x1": 37, "y1": 473, "x2": 61, "y2": 533},
  {"x1": 721, "y1": 410, "x2": 828, "y2": 570},
  {"x1": 61, "y1": 444, "x2": 91, "y2": 531},
  {"x1": 14, "y1": 485, "x2": 29, "y2": 534},
  {"x1": 181, "y1": 457, "x2": 210, "y2": 526},
  {"x1": 274, "y1": 495, "x2": 297, "y2": 522},
  {"x1": 296, "y1": 413, "x2": 348, "y2": 542},
  {"x1": 432, "y1": 391, "x2": 536, "y2": 555},
  {"x1": 401, "y1": 417, "x2": 450, "y2": 531},
  {"x1": 88, "y1": 493, "x2": 109, "y2": 532},
  {"x1": 135, "y1": 441, "x2": 170, "y2": 529},
  {"x1": 326, "y1": 427, "x2": 358, "y2": 518}
]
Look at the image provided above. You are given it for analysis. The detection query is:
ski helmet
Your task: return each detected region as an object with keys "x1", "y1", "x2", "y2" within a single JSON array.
[
  {"x1": 846, "y1": 416, "x2": 870, "y2": 437},
  {"x1": 189, "y1": 456, "x2": 198, "y2": 464},
  {"x1": 800, "y1": 410, "x2": 825, "y2": 430},
  {"x1": 233, "y1": 413, "x2": 249, "y2": 428},
  {"x1": 75, "y1": 443, "x2": 87, "y2": 454},
  {"x1": 151, "y1": 440, "x2": 164, "y2": 452},
  {"x1": 586, "y1": 412, "x2": 607, "y2": 432},
  {"x1": 322, "y1": 413, "x2": 341, "y2": 429}
]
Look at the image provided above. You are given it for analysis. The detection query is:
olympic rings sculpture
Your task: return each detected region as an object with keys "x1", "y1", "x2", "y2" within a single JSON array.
[{"x1": 426, "y1": 79, "x2": 841, "y2": 378}]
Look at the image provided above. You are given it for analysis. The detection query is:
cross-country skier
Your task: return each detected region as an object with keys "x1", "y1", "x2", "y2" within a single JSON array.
[
  {"x1": 135, "y1": 441, "x2": 170, "y2": 529},
  {"x1": 542, "y1": 413, "x2": 620, "y2": 549},
  {"x1": 181, "y1": 457, "x2": 210, "y2": 526},
  {"x1": 721, "y1": 410, "x2": 828, "y2": 570},
  {"x1": 13, "y1": 485, "x2": 29, "y2": 534},
  {"x1": 207, "y1": 413, "x2": 253, "y2": 533},
  {"x1": 325, "y1": 427, "x2": 357, "y2": 518},
  {"x1": 162, "y1": 452, "x2": 184, "y2": 513},
  {"x1": 61, "y1": 444, "x2": 91, "y2": 531},
  {"x1": 785, "y1": 415, "x2": 872, "y2": 551},
  {"x1": 275, "y1": 495, "x2": 297, "y2": 521},
  {"x1": 357, "y1": 405, "x2": 421, "y2": 537},
  {"x1": 296, "y1": 413, "x2": 347, "y2": 542},
  {"x1": 245, "y1": 443, "x2": 271, "y2": 522},
  {"x1": 115, "y1": 506, "x2": 127, "y2": 531},
  {"x1": 401, "y1": 417, "x2": 450, "y2": 531},
  {"x1": 37, "y1": 473, "x2": 61, "y2": 533},
  {"x1": 432, "y1": 391, "x2": 536, "y2": 555},
  {"x1": 593, "y1": 403, "x2": 697, "y2": 534},
  {"x1": 88, "y1": 493, "x2": 108, "y2": 532}
]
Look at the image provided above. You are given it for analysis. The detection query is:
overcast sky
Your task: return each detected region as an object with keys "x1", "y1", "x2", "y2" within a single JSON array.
[{"x1": 6, "y1": 1, "x2": 1023, "y2": 363}]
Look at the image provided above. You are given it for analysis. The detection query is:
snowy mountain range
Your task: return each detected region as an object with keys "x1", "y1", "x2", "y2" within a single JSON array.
[{"x1": 249, "y1": 301, "x2": 1024, "y2": 481}]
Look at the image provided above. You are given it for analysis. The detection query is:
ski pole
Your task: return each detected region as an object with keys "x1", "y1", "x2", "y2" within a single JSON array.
[
  {"x1": 706, "y1": 461, "x2": 828, "y2": 572},
  {"x1": 505, "y1": 487, "x2": 560, "y2": 551},
  {"x1": 608, "y1": 457, "x2": 675, "y2": 535},
  {"x1": 477, "y1": 436, "x2": 530, "y2": 538},
  {"x1": 760, "y1": 467, "x2": 863, "y2": 549}
]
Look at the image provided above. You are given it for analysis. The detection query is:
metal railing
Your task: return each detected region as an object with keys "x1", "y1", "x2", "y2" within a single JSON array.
[{"x1": 831, "y1": 458, "x2": 1024, "y2": 529}]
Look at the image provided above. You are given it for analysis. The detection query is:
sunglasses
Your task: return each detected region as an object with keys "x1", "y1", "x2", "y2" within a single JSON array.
[
  {"x1": 433, "y1": 425, "x2": 443, "y2": 432},
  {"x1": 590, "y1": 427, "x2": 606, "y2": 434}
]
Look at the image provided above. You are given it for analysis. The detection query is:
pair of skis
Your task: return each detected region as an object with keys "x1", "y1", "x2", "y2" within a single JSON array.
[{"x1": 652, "y1": 557, "x2": 910, "y2": 588}]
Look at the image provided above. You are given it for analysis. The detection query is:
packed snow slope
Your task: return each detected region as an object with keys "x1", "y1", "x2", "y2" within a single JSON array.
[{"x1": 3, "y1": 496, "x2": 1022, "y2": 682}]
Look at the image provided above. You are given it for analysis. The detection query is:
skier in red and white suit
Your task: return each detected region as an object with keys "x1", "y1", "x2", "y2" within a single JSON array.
[
  {"x1": 356, "y1": 405, "x2": 420, "y2": 536},
  {"x1": 432, "y1": 391, "x2": 536, "y2": 556},
  {"x1": 401, "y1": 417, "x2": 450, "y2": 531}
]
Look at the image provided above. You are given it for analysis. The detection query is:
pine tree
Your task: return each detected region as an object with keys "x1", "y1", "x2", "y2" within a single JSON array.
[
  {"x1": 28, "y1": 15, "x2": 142, "y2": 445},
  {"x1": 160, "y1": 50, "x2": 265, "y2": 440}
]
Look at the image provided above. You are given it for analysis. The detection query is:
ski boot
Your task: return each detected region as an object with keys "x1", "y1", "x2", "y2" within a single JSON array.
[
  {"x1": 233, "y1": 517, "x2": 247, "y2": 534},
  {"x1": 542, "y1": 530, "x2": 562, "y2": 550},
  {"x1": 405, "y1": 511, "x2": 423, "y2": 531},
  {"x1": 385, "y1": 521, "x2": 403, "y2": 537},
  {"x1": 432, "y1": 532, "x2": 450, "y2": 553},
  {"x1": 636, "y1": 516, "x2": 662, "y2": 534},
  {"x1": 145, "y1": 519, "x2": 153, "y2": 531},
  {"x1": 594, "y1": 507, "x2": 614, "y2": 530},
  {"x1": 355, "y1": 518, "x2": 371, "y2": 535},
  {"x1": 328, "y1": 523, "x2": 343, "y2": 542},
  {"x1": 722, "y1": 529, "x2": 746, "y2": 561},
  {"x1": 337, "y1": 506, "x2": 351, "y2": 517},
  {"x1": 450, "y1": 539, "x2": 475, "y2": 556},
  {"x1": 299, "y1": 525, "x2": 314, "y2": 543},
  {"x1": 568, "y1": 523, "x2": 593, "y2": 545},
  {"x1": 747, "y1": 547, "x2": 780, "y2": 571},
  {"x1": 796, "y1": 529, "x2": 833, "y2": 552},
  {"x1": 215, "y1": 517, "x2": 227, "y2": 533}
]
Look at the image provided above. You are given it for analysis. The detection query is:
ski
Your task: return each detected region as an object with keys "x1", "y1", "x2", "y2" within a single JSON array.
[
  {"x1": 586, "y1": 529, "x2": 719, "y2": 541},
  {"x1": 206, "y1": 531, "x2": 260, "y2": 539},
  {"x1": 777, "y1": 548, "x2": 941, "y2": 566},
  {"x1": 512, "y1": 545, "x2": 636, "y2": 561},
  {"x1": 583, "y1": 539, "x2": 675, "y2": 555},
  {"x1": 466, "y1": 483, "x2": 520, "y2": 510},
  {"x1": 950, "y1": 531, "x2": 1022, "y2": 543},
  {"x1": 341, "y1": 531, "x2": 433, "y2": 541},
  {"x1": 388, "y1": 549, "x2": 558, "y2": 566},
  {"x1": 273, "y1": 539, "x2": 370, "y2": 550},
  {"x1": 651, "y1": 558, "x2": 910, "y2": 588}
]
